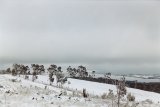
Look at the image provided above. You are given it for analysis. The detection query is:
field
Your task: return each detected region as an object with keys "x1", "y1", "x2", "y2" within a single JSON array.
[{"x1": 0, "y1": 74, "x2": 160, "y2": 107}]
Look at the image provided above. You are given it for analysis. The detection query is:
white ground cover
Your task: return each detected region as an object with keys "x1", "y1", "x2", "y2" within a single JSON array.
[{"x1": 0, "y1": 74, "x2": 159, "y2": 107}]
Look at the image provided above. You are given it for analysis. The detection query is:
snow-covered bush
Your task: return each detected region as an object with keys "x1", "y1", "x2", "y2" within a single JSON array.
[
  {"x1": 144, "y1": 99, "x2": 153, "y2": 104},
  {"x1": 11, "y1": 79, "x2": 17, "y2": 82},
  {"x1": 124, "y1": 102, "x2": 139, "y2": 107},
  {"x1": 63, "y1": 90, "x2": 67, "y2": 96},
  {"x1": 83, "y1": 88, "x2": 89, "y2": 98},
  {"x1": 68, "y1": 81, "x2": 71, "y2": 84},
  {"x1": 127, "y1": 93, "x2": 135, "y2": 102},
  {"x1": 72, "y1": 90, "x2": 75, "y2": 97},
  {"x1": 107, "y1": 89, "x2": 114, "y2": 99},
  {"x1": 94, "y1": 95, "x2": 100, "y2": 99},
  {"x1": 101, "y1": 93, "x2": 107, "y2": 99},
  {"x1": 25, "y1": 75, "x2": 29, "y2": 80}
]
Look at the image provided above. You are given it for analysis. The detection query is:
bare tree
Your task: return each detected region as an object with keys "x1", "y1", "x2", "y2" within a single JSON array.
[{"x1": 116, "y1": 76, "x2": 127, "y2": 107}]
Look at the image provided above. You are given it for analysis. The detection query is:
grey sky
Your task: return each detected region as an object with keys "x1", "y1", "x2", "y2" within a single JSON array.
[{"x1": 0, "y1": 0, "x2": 160, "y2": 74}]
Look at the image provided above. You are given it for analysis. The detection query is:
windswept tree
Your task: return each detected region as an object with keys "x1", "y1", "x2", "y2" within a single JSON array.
[
  {"x1": 32, "y1": 70, "x2": 37, "y2": 82},
  {"x1": 31, "y1": 64, "x2": 45, "y2": 75},
  {"x1": 25, "y1": 66, "x2": 31, "y2": 75},
  {"x1": 104, "y1": 72, "x2": 111, "y2": 84},
  {"x1": 56, "y1": 66, "x2": 67, "y2": 87},
  {"x1": 11, "y1": 64, "x2": 29, "y2": 76},
  {"x1": 23, "y1": 65, "x2": 30, "y2": 79},
  {"x1": 20, "y1": 65, "x2": 28, "y2": 76},
  {"x1": 47, "y1": 65, "x2": 67, "y2": 87},
  {"x1": 67, "y1": 66, "x2": 77, "y2": 77},
  {"x1": 47, "y1": 64, "x2": 57, "y2": 85},
  {"x1": 12, "y1": 64, "x2": 19, "y2": 76},
  {"x1": 67, "y1": 65, "x2": 88, "y2": 78},
  {"x1": 104, "y1": 72, "x2": 111, "y2": 77},
  {"x1": 77, "y1": 65, "x2": 88, "y2": 77},
  {"x1": 38, "y1": 65, "x2": 45, "y2": 74},
  {"x1": 67, "y1": 66, "x2": 72, "y2": 77},
  {"x1": 6, "y1": 68, "x2": 11, "y2": 74},
  {"x1": 92, "y1": 71, "x2": 95, "y2": 78},
  {"x1": 57, "y1": 66, "x2": 62, "y2": 72},
  {"x1": 67, "y1": 65, "x2": 88, "y2": 77},
  {"x1": 31, "y1": 64, "x2": 40, "y2": 82},
  {"x1": 11, "y1": 69, "x2": 16, "y2": 76},
  {"x1": 56, "y1": 72, "x2": 65, "y2": 87}
]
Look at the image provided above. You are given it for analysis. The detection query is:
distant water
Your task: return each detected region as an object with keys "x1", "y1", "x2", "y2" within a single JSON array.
[
  {"x1": 0, "y1": 63, "x2": 160, "y2": 75},
  {"x1": 0, "y1": 63, "x2": 12, "y2": 70}
]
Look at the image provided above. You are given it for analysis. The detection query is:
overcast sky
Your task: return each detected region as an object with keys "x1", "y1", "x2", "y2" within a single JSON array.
[{"x1": 0, "y1": 0, "x2": 160, "y2": 74}]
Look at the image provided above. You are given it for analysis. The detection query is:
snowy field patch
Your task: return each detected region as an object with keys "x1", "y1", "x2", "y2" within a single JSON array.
[{"x1": 0, "y1": 74, "x2": 160, "y2": 107}]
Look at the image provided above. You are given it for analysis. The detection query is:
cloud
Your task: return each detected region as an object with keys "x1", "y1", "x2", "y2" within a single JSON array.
[{"x1": 0, "y1": 0, "x2": 160, "y2": 74}]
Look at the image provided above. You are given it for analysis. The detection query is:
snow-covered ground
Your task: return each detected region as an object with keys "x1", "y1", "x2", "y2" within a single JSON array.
[
  {"x1": 0, "y1": 74, "x2": 160, "y2": 107},
  {"x1": 0, "y1": 75, "x2": 109, "y2": 107}
]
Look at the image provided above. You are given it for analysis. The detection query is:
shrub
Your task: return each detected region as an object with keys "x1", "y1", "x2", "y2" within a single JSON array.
[
  {"x1": 63, "y1": 90, "x2": 67, "y2": 96},
  {"x1": 83, "y1": 88, "x2": 89, "y2": 98},
  {"x1": 11, "y1": 79, "x2": 17, "y2": 82},
  {"x1": 127, "y1": 93, "x2": 135, "y2": 101},
  {"x1": 145, "y1": 99, "x2": 153, "y2": 104},
  {"x1": 68, "y1": 81, "x2": 71, "y2": 84},
  {"x1": 101, "y1": 93, "x2": 107, "y2": 99},
  {"x1": 107, "y1": 89, "x2": 114, "y2": 99},
  {"x1": 25, "y1": 75, "x2": 29, "y2": 80}
]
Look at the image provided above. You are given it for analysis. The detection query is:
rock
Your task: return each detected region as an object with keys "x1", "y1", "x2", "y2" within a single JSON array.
[{"x1": 0, "y1": 85, "x2": 3, "y2": 88}]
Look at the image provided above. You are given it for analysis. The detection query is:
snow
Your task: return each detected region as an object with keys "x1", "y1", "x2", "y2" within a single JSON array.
[
  {"x1": 0, "y1": 75, "x2": 108, "y2": 107},
  {"x1": 0, "y1": 74, "x2": 160, "y2": 107},
  {"x1": 65, "y1": 78, "x2": 160, "y2": 103}
]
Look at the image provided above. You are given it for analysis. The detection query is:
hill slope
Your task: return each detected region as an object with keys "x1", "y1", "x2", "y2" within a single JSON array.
[{"x1": 0, "y1": 74, "x2": 160, "y2": 107}]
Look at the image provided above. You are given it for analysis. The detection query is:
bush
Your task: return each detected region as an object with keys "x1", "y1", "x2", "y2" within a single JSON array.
[
  {"x1": 63, "y1": 90, "x2": 67, "y2": 96},
  {"x1": 68, "y1": 81, "x2": 71, "y2": 84},
  {"x1": 127, "y1": 93, "x2": 135, "y2": 101},
  {"x1": 107, "y1": 89, "x2": 114, "y2": 99},
  {"x1": 25, "y1": 75, "x2": 29, "y2": 79},
  {"x1": 101, "y1": 93, "x2": 107, "y2": 99},
  {"x1": 11, "y1": 79, "x2": 17, "y2": 82},
  {"x1": 145, "y1": 99, "x2": 153, "y2": 104}
]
